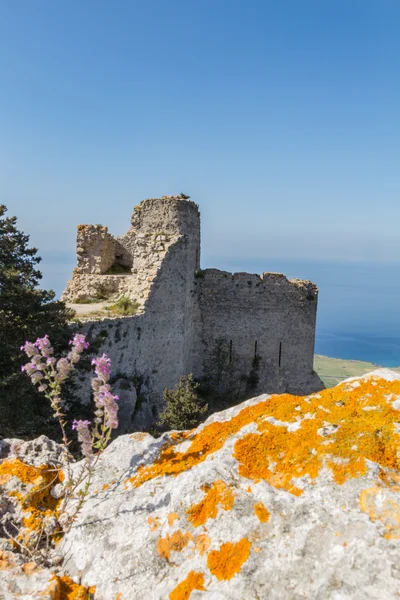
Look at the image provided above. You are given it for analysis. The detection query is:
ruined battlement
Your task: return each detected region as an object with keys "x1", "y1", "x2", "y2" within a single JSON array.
[
  {"x1": 62, "y1": 196, "x2": 323, "y2": 431},
  {"x1": 130, "y1": 196, "x2": 200, "y2": 233}
]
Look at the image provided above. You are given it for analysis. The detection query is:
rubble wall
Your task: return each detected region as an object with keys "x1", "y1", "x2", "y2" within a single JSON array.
[{"x1": 195, "y1": 269, "x2": 321, "y2": 397}]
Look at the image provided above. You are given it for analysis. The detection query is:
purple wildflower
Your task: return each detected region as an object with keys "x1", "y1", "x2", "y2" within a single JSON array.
[
  {"x1": 70, "y1": 334, "x2": 89, "y2": 352},
  {"x1": 34, "y1": 335, "x2": 53, "y2": 357},
  {"x1": 95, "y1": 388, "x2": 119, "y2": 430},
  {"x1": 31, "y1": 371, "x2": 44, "y2": 384},
  {"x1": 56, "y1": 357, "x2": 71, "y2": 382},
  {"x1": 91, "y1": 354, "x2": 111, "y2": 382},
  {"x1": 72, "y1": 419, "x2": 91, "y2": 430},
  {"x1": 67, "y1": 334, "x2": 89, "y2": 365},
  {"x1": 20, "y1": 341, "x2": 38, "y2": 357}
]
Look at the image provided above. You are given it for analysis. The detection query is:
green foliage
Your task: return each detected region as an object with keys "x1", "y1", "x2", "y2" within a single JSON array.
[
  {"x1": 104, "y1": 296, "x2": 139, "y2": 316},
  {"x1": 105, "y1": 263, "x2": 131, "y2": 275},
  {"x1": 0, "y1": 204, "x2": 82, "y2": 439},
  {"x1": 157, "y1": 374, "x2": 208, "y2": 431},
  {"x1": 194, "y1": 269, "x2": 205, "y2": 279}
]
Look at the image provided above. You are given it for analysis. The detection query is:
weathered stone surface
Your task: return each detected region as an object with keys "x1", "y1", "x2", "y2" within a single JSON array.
[
  {"x1": 112, "y1": 378, "x2": 137, "y2": 435},
  {"x1": 0, "y1": 435, "x2": 65, "y2": 468},
  {"x1": 130, "y1": 399, "x2": 153, "y2": 433},
  {"x1": 2, "y1": 371, "x2": 400, "y2": 598}
]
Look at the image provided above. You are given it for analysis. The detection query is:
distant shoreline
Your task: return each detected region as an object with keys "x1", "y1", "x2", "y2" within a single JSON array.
[{"x1": 314, "y1": 354, "x2": 400, "y2": 388}]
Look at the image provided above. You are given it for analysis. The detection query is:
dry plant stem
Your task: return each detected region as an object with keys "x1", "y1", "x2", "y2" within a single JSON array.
[
  {"x1": 3, "y1": 520, "x2": 35, "y2": 560},
  {"x1": 44, "y1": 375, "x2": 73, "y2": 480}
]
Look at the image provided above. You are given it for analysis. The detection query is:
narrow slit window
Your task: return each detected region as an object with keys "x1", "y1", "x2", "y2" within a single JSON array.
[
  {"x1": 229, "y1": 340, "x2": 233, "y2": 363},
  {"x1": 254, "y1": 341, "x2": 258, "y2": 357},
  {"x1": 278, "y1": 342, "x2": 282, "y2": 367}
]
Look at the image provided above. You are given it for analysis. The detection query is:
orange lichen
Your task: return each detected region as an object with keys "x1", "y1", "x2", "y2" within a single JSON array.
[
  {"x1": 0, "y1": 459, "x2": 64, "y2": 544},
  {"x1": 195, "y1": 533, "x2": 211, "y2": 555},
  {"x1": 169, "y1": 431, "x2": 192, "y2": 443},
  {"x1": 21, "y1": 561, "x2": 39, "y2": 575},
  {"x1": 186, "y1": 480, "x2": 235, "y2": 527},
  {"x1": 234, "y1": 376, "x2": 400, "y2": 495},
  {"x1": 207, "y1": 538, "x2": 252, "y2": 580},
  {"x1": 148, "y1": 516, "x2": 161, "y2": 531},
  {"x1": 169, "y1": 571, "x2": 205, "y2": 600},
  {"x1": 101, "y1": 483, "x2": 109, "y2": 491},
  {"x1": 379, "y1": 468, "x2": 400, "y2": 492},
  {"x1": 157, "y1": 530, "x2": 194, "y2": 561},
  {"x1": 40, "y1": 574, "x2": 95, "y2": 599},
  {"x1": 254, "y1": 502, "x2": 270, "y2": 523},
  {"x1": 127, "y1": 376, "x2": 400, "y2": 497},
  {"x1": 360, "y1": 486, "x2": 400, "y2": 539},
  {"x1": 0, "y1": 550, "x2": 15, "y2": 570},
  {"x1": 130, "y1": 432, "x2": 148, "y2": 441},
  {"x1": 168, "y1": 512, "x2": 179, "y2": 526}
]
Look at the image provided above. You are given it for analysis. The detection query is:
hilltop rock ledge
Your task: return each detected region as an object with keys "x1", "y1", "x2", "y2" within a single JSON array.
[{"x1": 1, "y1": 369, "x2": 400, "y2": 599}]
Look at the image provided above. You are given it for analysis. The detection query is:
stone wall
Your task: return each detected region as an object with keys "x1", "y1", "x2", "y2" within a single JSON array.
[
  {"x1": 195, "y1": 269, "x2": 321, "y2": 398},
  {"x1": 76, "y1": 225, "x2": 116, "y2": 274}
]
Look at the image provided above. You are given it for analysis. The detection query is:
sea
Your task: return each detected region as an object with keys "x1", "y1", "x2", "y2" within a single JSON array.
[{"x1": 41, "y1": 252, "x2": 400, "y2": 368}]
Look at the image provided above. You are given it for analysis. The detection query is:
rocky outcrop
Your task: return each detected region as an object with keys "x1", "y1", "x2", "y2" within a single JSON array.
[{"x1": 2, "y1": 370, "x2": 400, "y2": 598}]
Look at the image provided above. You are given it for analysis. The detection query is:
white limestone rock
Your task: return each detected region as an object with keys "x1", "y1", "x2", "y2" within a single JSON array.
[{"x1": 1, "y1": 370, "x2": 400, "y2": 599}]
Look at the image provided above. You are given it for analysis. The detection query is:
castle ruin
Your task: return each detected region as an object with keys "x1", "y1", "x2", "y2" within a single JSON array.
[{"x1": 62, "y1": 196, "x2": 323, "y2": 429}]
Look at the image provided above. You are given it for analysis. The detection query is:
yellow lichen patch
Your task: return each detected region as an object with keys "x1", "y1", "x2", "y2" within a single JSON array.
[
  {"x1": 21, "y1": 561, "x2": 39, "y2": 575},
  {"x1": 169, "y1": 431, "x2": 191, "y2": 443},
  {"x1": 0, "y1": 459, "x2": 53, "y2": 486},
  {"x1": 39, "y1": 574, "x2": 95, "y2": 599},
  {"x1": 168, "y1": 512, "x2": 179, "y2": 526},
  {"x1": 0, "y1": 550, "x2": 15, "y2": 570},
  {"x1": 169, "y1": 571, "x2": 205, "y2": 600},
  {"x1": 195, "y1": 533, "x2": 211, "y2": 555},
  {"x1": 234, "y1": 376, "x2": 400, "y2": 495},
  {"x1": 127, "y1": 376, "x2": 400, "y2": 497},
  {"x1": 148, "y1": 516, "x2": 161, "y2": 531},
  {"x1": 101, "y1": 483, "x2": 109, "y2": 491},
  {"x1": 186, "y1": 480, "x2": 235, "y2": 527},
  {"x1": 130, "y1": 432, "x2": 147, "y2": 441},
  {"x1": 360, "y1": 486, "x2": 400, "y2": 539},
  {"x1": 379, "y1": 468, "x2": 400, "y2": 492},
  {"x1": 157, "y1": 530, "x2": 193, "y2": 561},
  {"x1": 207, "y1": 538, "x2": 252, "y2": 581},
  {"x1": 254, "y1": 502, "x2": 270, "y2": 523},
  {"x1": 0, "y1": 459, "x2": 64, "y2": 545}
]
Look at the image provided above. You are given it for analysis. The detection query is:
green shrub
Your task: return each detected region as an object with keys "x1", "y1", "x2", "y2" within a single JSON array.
[
  {"x1": 157, "y1": 374, "x2": 208, "y2": 431},
  {"x1": 104, "y1": 296, "x2": 139, "y2": 316},
  {"x1": 72, "y1": 288, "x2": 110, "y2": 303}
]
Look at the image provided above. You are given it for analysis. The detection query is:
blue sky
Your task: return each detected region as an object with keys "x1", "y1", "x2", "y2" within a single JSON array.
[{"x1": 1, "y1": 0, "x2": 400, "y2": 295}]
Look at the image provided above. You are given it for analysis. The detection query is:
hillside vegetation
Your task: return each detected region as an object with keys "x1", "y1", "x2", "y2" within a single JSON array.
[{"x1": 314, "y1": 354, "x2": 400, "y2": 387}]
